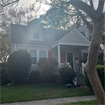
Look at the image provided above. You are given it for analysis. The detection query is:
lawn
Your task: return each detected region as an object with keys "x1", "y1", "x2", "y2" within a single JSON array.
[
  {"x1": 0, "y1": 84, "x2": 94, "y2": 103},
  {"x1": 56, "y1": 100, "x2": 98, "y2": 105}
]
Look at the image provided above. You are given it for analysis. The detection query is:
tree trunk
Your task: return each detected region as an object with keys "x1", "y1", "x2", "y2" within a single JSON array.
[{"x1": 85, "y1": 18, "x2": 105, "y2": 105}]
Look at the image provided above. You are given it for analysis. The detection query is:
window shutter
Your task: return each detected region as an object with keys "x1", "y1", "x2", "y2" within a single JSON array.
[
  {"x1": 79, "y1": 52, "x2": 82, "y2": 62},
  {"x1": 48, "y1": 50, "x2": 52, "y2": 58},
  {"x1": 61, "y1": 51, "x2": 66, "y2": 63}
]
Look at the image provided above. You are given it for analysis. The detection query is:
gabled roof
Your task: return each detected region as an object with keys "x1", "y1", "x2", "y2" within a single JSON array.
[
  {"x1": 78, "y1": 25, "x2": 89, "y2": 31},
  {"x1": 51, "y1": 28, "x2": 90, "y2": 48}
]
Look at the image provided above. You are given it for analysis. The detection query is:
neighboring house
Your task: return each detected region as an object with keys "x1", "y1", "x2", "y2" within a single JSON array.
[{"x1": 10, "y1": 18, "x2": 91, "y2": 72}]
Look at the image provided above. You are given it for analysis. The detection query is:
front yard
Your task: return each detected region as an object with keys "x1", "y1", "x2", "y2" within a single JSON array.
[{"x1": 0, "y1": 84, "x2": 94, "y2": 103}]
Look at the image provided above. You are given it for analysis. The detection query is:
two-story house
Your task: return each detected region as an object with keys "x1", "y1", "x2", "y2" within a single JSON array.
[{"x1": 10, "y1": 18, "x2": 91, "y2": 72}]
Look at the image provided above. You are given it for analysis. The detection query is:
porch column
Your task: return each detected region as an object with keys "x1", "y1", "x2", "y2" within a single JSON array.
[{"x1": 58, "y1": 45, "x2": 61, "y2": 67}]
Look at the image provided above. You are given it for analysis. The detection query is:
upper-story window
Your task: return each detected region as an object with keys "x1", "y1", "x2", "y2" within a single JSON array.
[
  {"x1": 33, "y1": 26, "x2": 39, "y2": 39},
  {"x1": 32, "y1": 25, "x2": 42, "y2": 40},
  {"x1": 81, "y1": 31, "x2": 87, "y2": 38}
]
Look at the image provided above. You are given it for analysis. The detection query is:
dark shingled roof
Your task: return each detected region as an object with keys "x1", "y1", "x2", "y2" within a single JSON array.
[{"x1": 11, "y1": 24, "x2": 69, "y2": 46}]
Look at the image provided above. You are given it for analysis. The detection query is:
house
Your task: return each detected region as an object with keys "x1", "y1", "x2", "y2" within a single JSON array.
[{"x1": 10, "y1": 18, "x2": 91, "y2": 73}]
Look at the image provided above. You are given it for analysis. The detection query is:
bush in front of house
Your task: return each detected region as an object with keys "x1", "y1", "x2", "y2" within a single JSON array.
[
  {"x1": 97, "y1": 52, "x2": 104, "y2": 65},
  {"x1": 58, "y1": 66, "x2": 76, "y2": 85},
  {"x1": 7, "y1": 50, "x2": 31, "y2": 84},
  {"x1": 38, "y1": 58, "x2": 58, "y2": 82},
  {"x1": 0, "y1": 67, "x2": 10, "y2": 85},
  {"x1": 84, "y1": 65, "x2": 104, "y2": 91},
  {"x1": 28, "y1": 70, "x2": 40, "y2": 83}
]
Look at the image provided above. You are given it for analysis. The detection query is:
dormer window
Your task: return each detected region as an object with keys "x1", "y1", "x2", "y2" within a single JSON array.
[
  {"x1": 32, "y1": 25, "x2": 43, "y2": 41},
  {"x1": 81, "y1": 31, "x2": 87, "y2": 38},
  {"x1": 33, "y1": 26, "x2": 39, "y2": 39}
]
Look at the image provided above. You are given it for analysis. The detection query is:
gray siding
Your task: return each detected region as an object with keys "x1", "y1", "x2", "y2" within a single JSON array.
[{"x1": 59, "y1": 29, "x2": 90, "y2": 45}]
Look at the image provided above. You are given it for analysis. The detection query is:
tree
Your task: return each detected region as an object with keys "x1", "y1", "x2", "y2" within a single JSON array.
[
  {"x1": 36, "y1": 0, "x2": 105, "y2": 104},
  {"x1": 0, "y1": 0, "x2": 19, "y2": 10},
  {"x1": 0, "y1": 31, "x2": 10, "y2": 63}
]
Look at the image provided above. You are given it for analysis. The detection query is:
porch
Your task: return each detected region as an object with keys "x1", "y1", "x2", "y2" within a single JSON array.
[{"x1": 51, "y1": 44, "x2": 89, "y2": 71}]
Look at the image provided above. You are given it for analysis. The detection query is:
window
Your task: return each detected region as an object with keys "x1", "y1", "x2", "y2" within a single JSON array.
[
  {"x1": 33, "y1": 26, "x2": 39, "y2": 39},
  {"x1": 81, "y1": 32, "x2": 87, "y2": 37},
  {"x1": 83, "y1": 53, "x2": 88, "y2": 60},
  {"x1": 29, "y1": 50, "x2": 37, "y2": 64},
  {"x1": 40, "y1": 51, "x2": 46, "y2": 58}
]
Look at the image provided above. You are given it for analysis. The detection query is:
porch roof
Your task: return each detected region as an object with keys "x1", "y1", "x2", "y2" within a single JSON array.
[{"x1": 51, "y1": 28, "x2": 90, "y2": 49}]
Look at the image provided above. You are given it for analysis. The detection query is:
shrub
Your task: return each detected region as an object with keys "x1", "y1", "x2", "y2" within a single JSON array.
[
  {"x1": 29, "y1": 70, "x2": 40, "y2": 83},
  {"x1": 0, "y1": 67, "x2": 10, "y2": 85},
  {"x1": 58, "y1": 66, "x2": 76, "y2": 85},
  {"x1": 38, "y1": 58, "x2": 58, "y2": 82},
  {"x1": 7, "y1": 50, "x2": 31, "y2": 84},
  {"x1": 97, "y1": 52, "x2": 104, "y2": 65},
  {"x1": 84, "y1": 65, "x2": 104, "y2": 91}
]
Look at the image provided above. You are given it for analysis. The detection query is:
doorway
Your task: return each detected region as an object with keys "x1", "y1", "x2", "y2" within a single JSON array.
[{"x1": 67, "y1": 52, "x2": 73, "y2": 68}]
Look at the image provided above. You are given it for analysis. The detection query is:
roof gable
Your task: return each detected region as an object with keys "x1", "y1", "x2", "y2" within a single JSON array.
[
  {"x1": 58, "y1": 28, "x2": 90, "y2": 45},
  {"x1": 78, "y1": 25, "x2": 89, "y2": 31}
]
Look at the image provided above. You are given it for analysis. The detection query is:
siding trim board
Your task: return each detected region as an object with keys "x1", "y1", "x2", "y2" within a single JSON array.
[
  {"x1": 51, "y1": 42, "x2": 90, "y2": 49},
  {"x1": 11, "y1": 44, "x2": 50, "y2": 48}
]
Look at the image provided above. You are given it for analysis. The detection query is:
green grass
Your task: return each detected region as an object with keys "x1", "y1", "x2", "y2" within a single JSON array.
[
  {"x1": 0, "y1": 84, "x2": 94, "y2": 103},
  {"x1": 56, "y1": 100, "x2": 98, "y2": 105}
]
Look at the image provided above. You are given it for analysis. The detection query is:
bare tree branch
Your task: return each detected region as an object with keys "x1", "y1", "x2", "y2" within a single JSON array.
[
  {"x1": 0, "y1": 0, "x2": 19, "y2": 8},
  {"x1": 76, "y1": 9, "x2": 93, "y2": 32},
  {"x1": 67, "y1": 0, "x2": 96, "y2": 21}
]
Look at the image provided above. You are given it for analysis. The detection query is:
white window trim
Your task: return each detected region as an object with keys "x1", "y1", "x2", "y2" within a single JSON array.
[
  {"x1": 85, "y1": 31, "x2": 87, "y2": 38},
  {"x1": 27, "y1": 49, "x2": 48, "y2": 66},
  {"x1": 39, "y1": 50, "x2": 47, "y2": 58}
]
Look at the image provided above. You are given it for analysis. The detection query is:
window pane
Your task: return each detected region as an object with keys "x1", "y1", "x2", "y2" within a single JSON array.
[
  {"x1": 33, "y1": 33, "x2": 39, "y2": 39},
  {"x1": 33, "y1": 27, "x2": 39, "y2": 39},
  {"x1": 40, "y1": 51, "x2": 46, "y2": 58},
  {"x1": 31, "y1": 57, "x2": 37, "y2": 64},
  {"x1": 83, "y1": 53, "x2": 88, "y2": 59},
  {"x1": 29, "y1": 50, "x2": 36, "y2": 57},
  {"x1": 81, "y1": 32, "x2": 85, "y2": 36}
]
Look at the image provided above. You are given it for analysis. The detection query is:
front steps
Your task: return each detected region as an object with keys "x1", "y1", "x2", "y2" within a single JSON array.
[{"x1": 77, "y1": 74, "x2": 85, "y2": 86}]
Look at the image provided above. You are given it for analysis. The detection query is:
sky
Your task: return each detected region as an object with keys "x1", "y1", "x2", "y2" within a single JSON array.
[{"x1": 17, "y1": 0, "x2": 50, "y2": 15}]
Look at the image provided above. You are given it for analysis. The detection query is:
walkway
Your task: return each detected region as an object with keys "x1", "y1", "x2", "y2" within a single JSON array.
[{"x1": 1, "y1": 95, "x2": 96, "y2": 105}]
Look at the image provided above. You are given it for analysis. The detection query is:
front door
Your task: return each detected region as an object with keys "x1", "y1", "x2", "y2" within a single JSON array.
[{"x1": 67, "y1": 52, "x2": 73, "y2": 68}]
